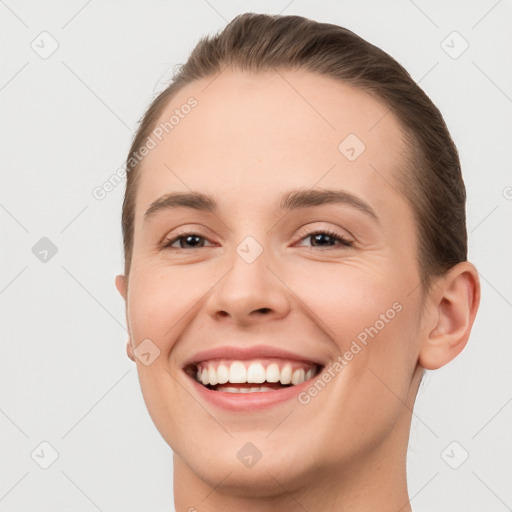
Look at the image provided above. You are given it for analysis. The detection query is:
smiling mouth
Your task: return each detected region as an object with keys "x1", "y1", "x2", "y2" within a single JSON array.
[{"x1": 184, "y1": 358, "x2": 324, "y2": 393}]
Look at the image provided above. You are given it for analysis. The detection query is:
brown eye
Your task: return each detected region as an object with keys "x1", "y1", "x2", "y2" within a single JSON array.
[
  {"x1": 162, "y1": 232, "x2": 214, "y2": 250},
  {"x1": 296, "y1": 229, "x2": 353, "y2": 249}
]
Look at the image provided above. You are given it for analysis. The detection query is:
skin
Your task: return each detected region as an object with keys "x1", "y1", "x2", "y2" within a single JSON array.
[{"x1": 115, "y1": 69, "x2": 480, "y2": 512}]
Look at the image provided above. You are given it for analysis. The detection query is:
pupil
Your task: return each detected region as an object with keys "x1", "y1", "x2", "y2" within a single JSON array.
[
  {"x1": 183, "y1": 235, "x2": 202, "y2": 248},
  {"x1": 313, "y1": 233, "x2": 333, "y2": 246}
]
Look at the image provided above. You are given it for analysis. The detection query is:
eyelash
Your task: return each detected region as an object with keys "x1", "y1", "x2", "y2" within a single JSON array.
[{"x1": 161, "y1": 228, "x2": 353, "y2": 251}]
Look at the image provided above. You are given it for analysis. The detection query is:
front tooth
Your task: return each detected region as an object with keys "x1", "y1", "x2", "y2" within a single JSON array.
[
  {"x1": 221, "y1": 386, "x2": 240, "y2": 393},
  {"x1": 217, "y1": 364, "x2": 229, "y2": 384},
  {"x1": 247, "y1": 362, "x2": 266, "y2": 383},
  {"x1": 280, "y1": 363, "x2": 292, "y2": 385},
  {"x1": 208, "y1": 365, "x2": 217, "y2": 385},
  {"x1": 200, "y1": 367, "x2": 209, "y2": 385},
  {"x1": 266, "y1": 363, "x2": 280, "y2": 382},
  {"x1": 291, "y1": 368, "x2": 305, "y2": 385},
  {"x1": 229, "y1": 361, "x2": 247, "y2": 383}
]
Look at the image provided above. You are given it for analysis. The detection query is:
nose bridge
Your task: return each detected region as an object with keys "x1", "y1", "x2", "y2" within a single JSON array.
[{"x1": 206, "y1": 233, "x2": 290, "y2": 322}]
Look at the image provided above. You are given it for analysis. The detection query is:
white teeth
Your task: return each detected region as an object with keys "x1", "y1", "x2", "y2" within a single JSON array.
[
  {"x1": 266, "y1": 363, "x2": 280, "y2": 382},
  {"x1": 208, "y1": 366, "x2": 217, "y2": 386},
  {"x1": 217, "y1": 364, "x2": 229, "y2": 384},
  {"x1": 218, "y1": 386, "x2": 276, "y2": 393},
  {"x1": 228, "y1": 361, "x2": 246, "y2": 383},
  {"x1": 218, "y1": 386, "x2": 242, "y2": 393},
  {"x1": 194, "y1": 359, "x2": 317, "y2": 387},
  {"x1": 280, "y1": 363, "x2": 293, "y2": 385},
  {"x1": 246, "y1": 362, "x2": 266, "y2": 383},
  {"x1": 291, "y1": 368, "x2": 305, "y2": 385}
]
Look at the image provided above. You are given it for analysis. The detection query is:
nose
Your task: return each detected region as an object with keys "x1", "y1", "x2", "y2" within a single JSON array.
[{"x1": 205, "y1": 245, "x2": 291, "y2": 325}]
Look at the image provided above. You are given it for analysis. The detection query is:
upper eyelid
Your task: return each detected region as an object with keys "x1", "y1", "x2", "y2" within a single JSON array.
[
  {"x1": 164, "y1": 221, "x2": 352, "y2": 239},
  {"x1": 161, "y1": 224, "x2": 218, "y2": 243},
  {"x1": 295, "y1": 224, "x2": 353, "y2": 241}
]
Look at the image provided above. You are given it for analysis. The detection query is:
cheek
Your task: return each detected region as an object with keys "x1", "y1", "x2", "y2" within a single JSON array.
[
  {"x1": 300, "y1": 272, "x2": 420, "y2": 462},
  {"x1": 124, "y1": 265, "x2": 211, "y2": 447},
  {"x1": 296, "y1": 263, "x2": 419, "y2": 396},
  {"x1": 128, "y1": 267, "x2": 182, "y2": 350},
  {"x1": 290, "y1": 263, "x2": 403, "y2": 344},
  {"x1": 126, "y1": 264, "x2": 198, "y2": 349}
]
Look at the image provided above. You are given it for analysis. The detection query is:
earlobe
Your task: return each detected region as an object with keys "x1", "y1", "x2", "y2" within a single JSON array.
[
  {"x1": 126, "y1": 340, "x2": 136, "y2": 362},
  {"x1": 115, "y1": 274, "x2": 127, "y2": 300},
  {"x1": 418, "y1": 262, "x2": 481, "y2": 370},
  {"x1": 115, "y1": 275, "x2": 134, "y2": 362}
]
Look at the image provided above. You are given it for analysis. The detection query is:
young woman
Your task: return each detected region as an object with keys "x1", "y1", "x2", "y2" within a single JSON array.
[{"x1": 115, "y1": 13, "x2": 480, "y2": 512}]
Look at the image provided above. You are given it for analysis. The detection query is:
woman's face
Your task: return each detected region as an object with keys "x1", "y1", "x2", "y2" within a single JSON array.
[{"x1": 117, "y1": 70, "x2": 430, "y2": 492}]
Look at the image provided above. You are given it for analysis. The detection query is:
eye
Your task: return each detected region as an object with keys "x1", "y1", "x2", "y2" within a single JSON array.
[
  {"x1": 161, "y1": 231, "x2": 215, "y2": 250},
  {"x1": 294, "y1": 228, "x2": 353, "y2": 249},
  {"x1": 161, "y1": 228, "x2": 353, "y2": 251}
]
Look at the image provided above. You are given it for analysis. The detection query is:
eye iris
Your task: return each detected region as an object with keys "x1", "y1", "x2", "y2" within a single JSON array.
[
  {"x1": 311, "y1": 233, "x2": 335, "y2": 246},
  {"x1": 182, "y1": 235, "x2": 203, "y2": 248}
]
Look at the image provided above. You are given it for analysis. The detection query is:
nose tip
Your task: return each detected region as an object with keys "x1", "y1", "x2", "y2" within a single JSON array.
[
  {"x1": 206, "y1": 255, "x2": 290, "y2": 325},
  {"x1": 215, "y1": 300, "x2": 278, "y2": 324}
]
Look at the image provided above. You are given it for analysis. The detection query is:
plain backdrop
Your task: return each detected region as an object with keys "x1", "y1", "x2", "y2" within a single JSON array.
[{"x1": 1, "y1": 1, "x2": 511, "y2": 511}]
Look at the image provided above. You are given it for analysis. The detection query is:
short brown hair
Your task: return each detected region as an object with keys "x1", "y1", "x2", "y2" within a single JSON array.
[{"x1": 121, "y1": 13, "x2": 467, "y2": 293}]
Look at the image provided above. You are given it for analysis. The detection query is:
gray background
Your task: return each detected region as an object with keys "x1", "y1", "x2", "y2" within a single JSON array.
[{"x1": 1, "y1": 1, "x2": 511, "y2": 511}]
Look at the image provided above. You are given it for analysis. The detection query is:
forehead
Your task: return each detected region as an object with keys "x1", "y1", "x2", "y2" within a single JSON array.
[{"x1": 134, "y1": 69, "x2": 409, "y2": 222}]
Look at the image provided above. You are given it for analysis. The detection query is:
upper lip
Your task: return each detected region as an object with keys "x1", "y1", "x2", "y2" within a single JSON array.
[{"x1": 182, "y1": 344, "x2": 326, "y2": 368}]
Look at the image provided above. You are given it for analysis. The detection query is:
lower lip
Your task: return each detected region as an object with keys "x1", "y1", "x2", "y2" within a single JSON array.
[{"x1": 186, "y1": 371, "x2": 319, "y2": 411}]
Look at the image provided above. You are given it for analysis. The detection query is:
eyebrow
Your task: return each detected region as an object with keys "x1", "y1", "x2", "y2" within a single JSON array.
[{"x1": 143, "y1": 188, "x2": 378, "y2": 223}]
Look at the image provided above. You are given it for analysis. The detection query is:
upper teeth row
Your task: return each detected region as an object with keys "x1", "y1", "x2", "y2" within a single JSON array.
[{"x1": 195, "y1": 361, "x2": 315, "y2": 386}]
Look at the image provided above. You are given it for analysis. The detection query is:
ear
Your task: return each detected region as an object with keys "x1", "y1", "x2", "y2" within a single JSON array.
[
  {"x1": 115, "y1": 274, "x2": 136, "y2": 363},
  {"x1": 418, "y1": 262, "x2": 481, "y2": 370},
  {"x1": 125, "y1": 340, "x2": 136, "y2": 362},
  {"x1": 115, "y1": 274, "x2": 127, "y2": 300}
]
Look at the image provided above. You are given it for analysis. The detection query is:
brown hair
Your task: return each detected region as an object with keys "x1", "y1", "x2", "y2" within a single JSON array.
[{"x1": 121, "y1": 12, "x2": 467, "y2": 293}]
